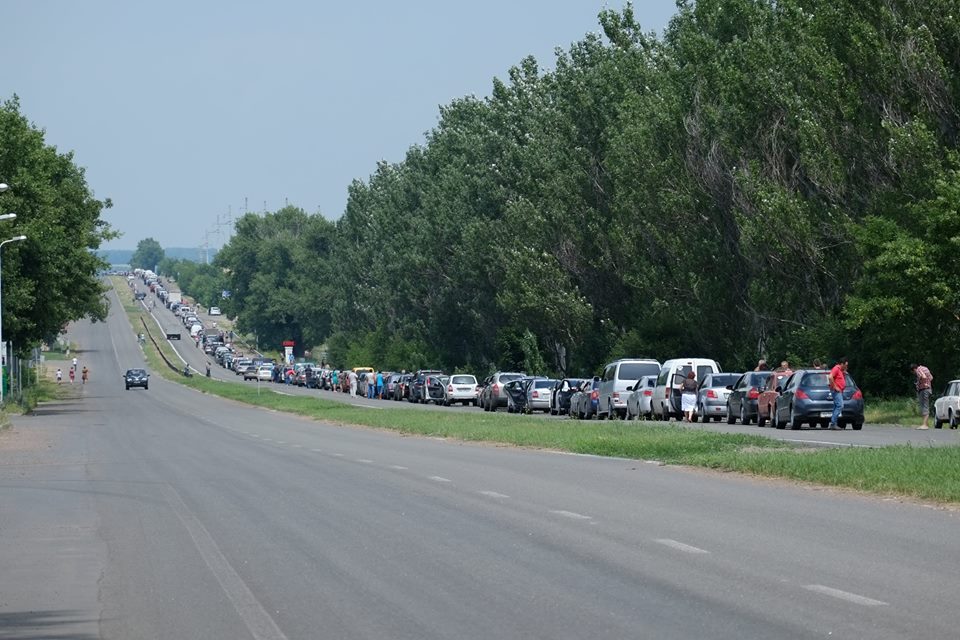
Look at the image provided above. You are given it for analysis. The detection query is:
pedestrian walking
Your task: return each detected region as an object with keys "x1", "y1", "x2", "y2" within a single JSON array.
[
  {"x1": 56, "y1": 368, "x2": 62, "y2": 384},
  {"x1": 81, "y1": 366, "x2": 89, "y2": 384},
  {"x1": 681, "y1": 371, "x2": 698, "y2": 422},
  {"x1": 72, "y1": 356, "x2": 78, "y2": 371},
  {"x1": 331, "y1": 369, "x2": 339, "y2": 392},
  {"x1": 376, "y1": 371, "x2": 384, "y2": 399},
  {"x1": 349, "y1": 370, "x2": 358, "y2": 396},
  {"x1": 366, "y1": 374, "x2": 375, "y2": 399},
  {"x1": 910, "y1": 363, "x2": 934, "y2": 429},
  {"x1": 69, "y1": 368, "x2": 75, "y2": 384},
  {"x1": 206, "y1": 361, "x2": 212, "y2": 378},
  {"x1": 827, "y1": 357, "x2": 848, "y2": 430}
]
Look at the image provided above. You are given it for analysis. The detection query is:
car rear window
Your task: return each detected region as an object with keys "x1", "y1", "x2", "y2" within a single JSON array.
[
  {"x1": 711, "y1": 374, "x2": 740, "y2": 387},
  {"x1": 802, "y1": 373, "x2": 831, "y2": 387},
  {"x1": 500, "y1": 373, "x2": 523, "y2": 383},
  {"x1": 534, "y1": 380, "x2": 554, "y2": 389},
  {"x1": 451, "y1": 375, "x2": 475, "y2": 385},
  {"x1": 618, "y1": 362, "x2": 661, "y2": 380},
  {"x1": 748, "y1": 372, "x2": 772, "y2": 385}
]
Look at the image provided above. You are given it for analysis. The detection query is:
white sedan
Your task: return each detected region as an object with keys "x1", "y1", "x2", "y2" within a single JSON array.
[
  {"x1": 256, "y1": 365, "x2": 274, "y2": 382},
  {"x1": 444, "y1": 374, "x2": 479, "y2": 406},
  {"x1": 934, "y1": 380, "x2": 960, "y2": 429}
]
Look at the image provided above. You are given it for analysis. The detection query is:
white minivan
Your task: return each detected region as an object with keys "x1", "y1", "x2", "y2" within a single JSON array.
[
  {"x1": 596, "y1": 358, "x2": 662, "y2": 420},
  {"x1": 653, "y1": 358, "x2": 722, "y2": 421}
]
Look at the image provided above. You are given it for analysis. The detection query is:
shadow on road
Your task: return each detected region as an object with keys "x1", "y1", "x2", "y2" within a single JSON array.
[{"x1": 0, "y1": 609, "x2": 98, "y2": 639}]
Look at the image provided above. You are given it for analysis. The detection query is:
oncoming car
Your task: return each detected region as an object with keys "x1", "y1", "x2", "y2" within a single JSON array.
[{"x1": 124, "y1": 368, "x2": 149, "y2": 390}]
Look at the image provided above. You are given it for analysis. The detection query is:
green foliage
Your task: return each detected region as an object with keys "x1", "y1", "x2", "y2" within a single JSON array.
[
  {"x1": 130, "y1": 237, "x2": 165, "y2": 271},
  {"x1": 0, "y1": 95, "x2": 116, "y2": 353},
  {"x1": 209, "y1": 1, "x2": 960, "y2": 391}
]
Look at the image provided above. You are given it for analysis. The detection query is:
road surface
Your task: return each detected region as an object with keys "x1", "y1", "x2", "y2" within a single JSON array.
[{"x1": 1, "y1": 286, "x2": 956, "y2": 638}]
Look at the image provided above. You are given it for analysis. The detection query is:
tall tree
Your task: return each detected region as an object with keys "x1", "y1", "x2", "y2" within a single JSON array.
[
  {"x1": 130, "y1": 237, "x2": 165, "y2": 270},
  {"x1": 0, "y1": 95, "x2": 116, "y2": 351}
]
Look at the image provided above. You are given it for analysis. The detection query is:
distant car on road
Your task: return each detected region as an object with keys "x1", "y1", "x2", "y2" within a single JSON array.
[
  {"x1": 124, "y1": 368, "x2": 149, "y2": 390},
  {"x1": 209, "y1": 306, "x2": 222, "y2": 315},
  {"x1": 772, "y1": 369, "x2": 865, "y2": 430}
]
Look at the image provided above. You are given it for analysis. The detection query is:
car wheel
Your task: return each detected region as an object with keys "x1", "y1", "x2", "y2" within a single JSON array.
[
  {"x1": 789, "y1": 405, "x2": 803, "y2": 430},
  {"x1": 950, "y1": 411, "x2": 958, "y2": 429},
  {"x1": 934, "y1": 414, "x2": 943, "y2": 429},
  {"x1": 773, "y1": 407, "x2": 785, "y2": 429},
  {"x1": 852, "y1": 422, "x2": 863, "y2": 430},
  {"x1": 726, "y1": 404, "x2": 736, "y2": 424},
  {"x1": 757, "y1": 407, "x2": 767, "y2": 428},
  {"x1": 144, "y1": 383, "x2": 148, "y2": 390},
  {"x1": 125, "y1": 385, "x2": 130, "y2": 390}
]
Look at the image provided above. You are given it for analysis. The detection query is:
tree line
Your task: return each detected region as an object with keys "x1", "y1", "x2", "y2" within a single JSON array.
[
  {"x1": 167, "y1": 1, "x2": 960, "y2": 395},
  {"x1": 0, "y1": 96, "x2": 115, "y2": 353}
]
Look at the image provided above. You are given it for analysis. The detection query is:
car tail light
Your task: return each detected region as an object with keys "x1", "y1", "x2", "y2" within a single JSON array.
[
  {"x1": 664, "y1": 386, "x2": 670, "y2": 398},
  {"x1": 747, "y1": 388, "x2": 759, "y2": 400},
  {"x1": 532, "y1": 391, "x2": 539, "y2": 398},
  {"x1": 852, "y1": 389, "x2": 863, "y2": 400},
  {"x1": 795, "y1": 389, "x2": 809, "y2": 400},
  {"x1": 493, "y1": 383, "x2": 500, "y2": 395},
  {"x1": 643, "y1": 390, "x2": 652, "y2": 397},
  {"x1": 591, "y1": 390, "x2": 599, "y2": 400},
  {"x1": 612, "y1": 392, "x2": 620, "y2": 401},
  {"x1": 707, "y1": 389, "x2": 717, "y2": 399},
  {"x1": 447, "y1": 385, "x2": 453, "y2": 393}
]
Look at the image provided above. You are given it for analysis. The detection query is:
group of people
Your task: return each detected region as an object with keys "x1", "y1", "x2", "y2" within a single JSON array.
[
  {"x1": 323, "y1": 369, "x2": 388, "y2": 399},
  {"x1": 55, "y1": 357, "x2": 88, "y2": 385}
]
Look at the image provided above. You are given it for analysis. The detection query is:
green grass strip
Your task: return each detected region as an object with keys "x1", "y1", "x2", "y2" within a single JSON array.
[{"x1": 107, "y1": 278, "x2": 960, "y2": 504}]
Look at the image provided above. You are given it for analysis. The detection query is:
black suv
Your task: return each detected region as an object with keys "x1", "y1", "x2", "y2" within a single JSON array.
[{"x1": 124, "y1": 368, "x2": 149, "y2": 390}]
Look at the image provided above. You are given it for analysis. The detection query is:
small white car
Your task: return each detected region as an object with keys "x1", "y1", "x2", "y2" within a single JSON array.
[
  {"x1": 209, "y1": 306, "x2": 222, "y2": 316},
  {"x1": 256, "y1": 365, "x2": 274, "y2": 382},
  {"x1": 625, "y1": 375, "x2": 658, "y2": 420},
  {"x1": 444, "y1": 374, "x2": 479, "y2": 406},
  {"x1": 934, "y1": 379, "x2": 960, "y2": 429}
]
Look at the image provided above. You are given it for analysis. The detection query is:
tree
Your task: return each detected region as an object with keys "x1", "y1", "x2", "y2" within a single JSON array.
[
  {"x1": 0, "y1": 95, "x2": 116, "y2": 352},
  {"x1": 130, "y1": 237, "x2": 165, "y2": 270}
]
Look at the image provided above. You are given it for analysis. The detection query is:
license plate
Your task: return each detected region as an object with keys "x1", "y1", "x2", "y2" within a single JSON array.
[
  {"x1": 457, "y1": 387, "x2": 471, "y2": 391},
  {"x1": 820, "y1": 412, "x2": 833, "y2": 418}
]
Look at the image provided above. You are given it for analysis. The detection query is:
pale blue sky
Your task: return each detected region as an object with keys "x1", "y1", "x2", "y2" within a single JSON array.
[{"x1": 2, "y1": 1, "x2": 678, "y2": 250}]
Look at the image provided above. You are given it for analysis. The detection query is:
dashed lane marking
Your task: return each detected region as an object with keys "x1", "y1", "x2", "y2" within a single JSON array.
[
  {"x1": 428, "y1": 476, "x2": 451, "y2": 483},
  {"x1": 654, "y1": 539, "x2": 710, "y2": 554},
  {"x1": 804, "y1": 585, "x2": 888, "y2": 606},
  {"x1": 356, "y1": 458, "x2": 374, "y2": 464},
  {"x1": 479, "y1": 491, "x2": 510, "y2": 499},
  {"x1": 389, "y1": 465, "x2": 408, "y2": 470}
]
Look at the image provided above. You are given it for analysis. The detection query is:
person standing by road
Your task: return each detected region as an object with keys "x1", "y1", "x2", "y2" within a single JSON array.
[
  {"x1": 681, "y1": 371, "x2": 698, "y2": 422},
  {"x1": 376, "y1": 371, "x2": 384, "y2": 399},
  {"x1": 754, "y1": 359, "x2": 768, "y2": 371},
  {"x1": 71, "y1": 356, "x2": 78, "y2": 372},
  {"x1": 81, "y1": 366, "x2": 89, "y2": 384},
  {"x1": 910, "y1": 363, "x2": 934, "y2": 429},
  {"x1": 827, "y1": 357, "x2": 848, "y2": 430},
  {"x1": 56, "y1": 368, "x2": 62, "y2": 384},
  {"x1": 68, "y1": 367, "x2": 75, "y2": 384},
  {"x1": 349, "y1": 370, "x2": 358, "y2": 396}
]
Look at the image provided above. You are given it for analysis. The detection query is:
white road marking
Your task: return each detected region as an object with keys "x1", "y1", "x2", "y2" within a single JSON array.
[
  {"x1": 161, "y1": 485, "x2": 289, "y2": 640},
  {"x1": 310, "y1": 449, "x2": 324, "y2": 453},
  {"x1": 389, "y1": 465, "x2": 408, "y2": 470},
  {"x1": 250, "y1": 435, "x2": 260, "y2": 438},
  {"x1": 804, "y1": 585, "x2": 888, "y2": 606},
  {"x1": 479, "y1": 491, "x2": 510, "y2": 499},
  {"x1": 263, "y1": 439, "x2": 274, "y2": 442},
  {"x1": 655, "y1": 539, "x2": 710, "y2": 554},
  {"x1": 349, "y1": 403, "x2": 384, "y2": 410},
  {"x1": 356, "y1": 458, "x2": 374, "y2": 464},
  {"x1": 550, "y1": 510, "x2": 593, "y2": 521},
  {"x1": 275, "y1": 391, "x2": 293, "y2": 396},
  {"x1": 428, "y1": 476, "x2": 451, "y2": 483},
  {"x1": 788, "y1": 439, "x2": 873, "y2": 448},
  {"x1": 332, "y1": 453, "x2": 344, "y2": 457},
  {"x1": 276, "y1": 441, "x2": 286, "y2": 445},
  {"x1": 292, "y1": 445, "x2": 303, "y2": 449}
]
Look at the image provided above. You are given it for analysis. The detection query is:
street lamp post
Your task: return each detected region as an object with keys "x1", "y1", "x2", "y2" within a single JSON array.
[{"x1": 0, "y1": 235, "x2": 27, "y2": 404}]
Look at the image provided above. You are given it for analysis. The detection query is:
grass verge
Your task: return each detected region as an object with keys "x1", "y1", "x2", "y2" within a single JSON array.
[
  {"x1": 108, "y1": 278, "x2": 960, "y2": 504},
  {"x1": 865, "y1": 396, "x2": 923, "y2": 426}
]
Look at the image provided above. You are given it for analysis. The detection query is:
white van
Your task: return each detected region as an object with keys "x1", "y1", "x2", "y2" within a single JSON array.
[
  {"x1": 653, "y1": 358, "x2": 722, "y2": 421},
  {"x1": 596, "y1": 358, "x2": 662, "y2": 419}
]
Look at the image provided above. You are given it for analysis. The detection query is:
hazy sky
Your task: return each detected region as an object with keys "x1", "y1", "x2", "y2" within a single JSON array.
[{"x1": 2, "y1": 1, "x2": 678, "y2": 250}]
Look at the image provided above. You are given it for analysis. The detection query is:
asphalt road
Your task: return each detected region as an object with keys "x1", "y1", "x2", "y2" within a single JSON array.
[
  {"x1": 1, "y1": 282, "x2": 959, "y2": 638},
  {"x1": 129, "y1": 281, "x2": 960, "y2": 450}
]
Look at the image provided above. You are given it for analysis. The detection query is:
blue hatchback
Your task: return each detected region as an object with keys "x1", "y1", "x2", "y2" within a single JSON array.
[{"x1": 773, "y1": 370, "x2": 865, "y2": 430}]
